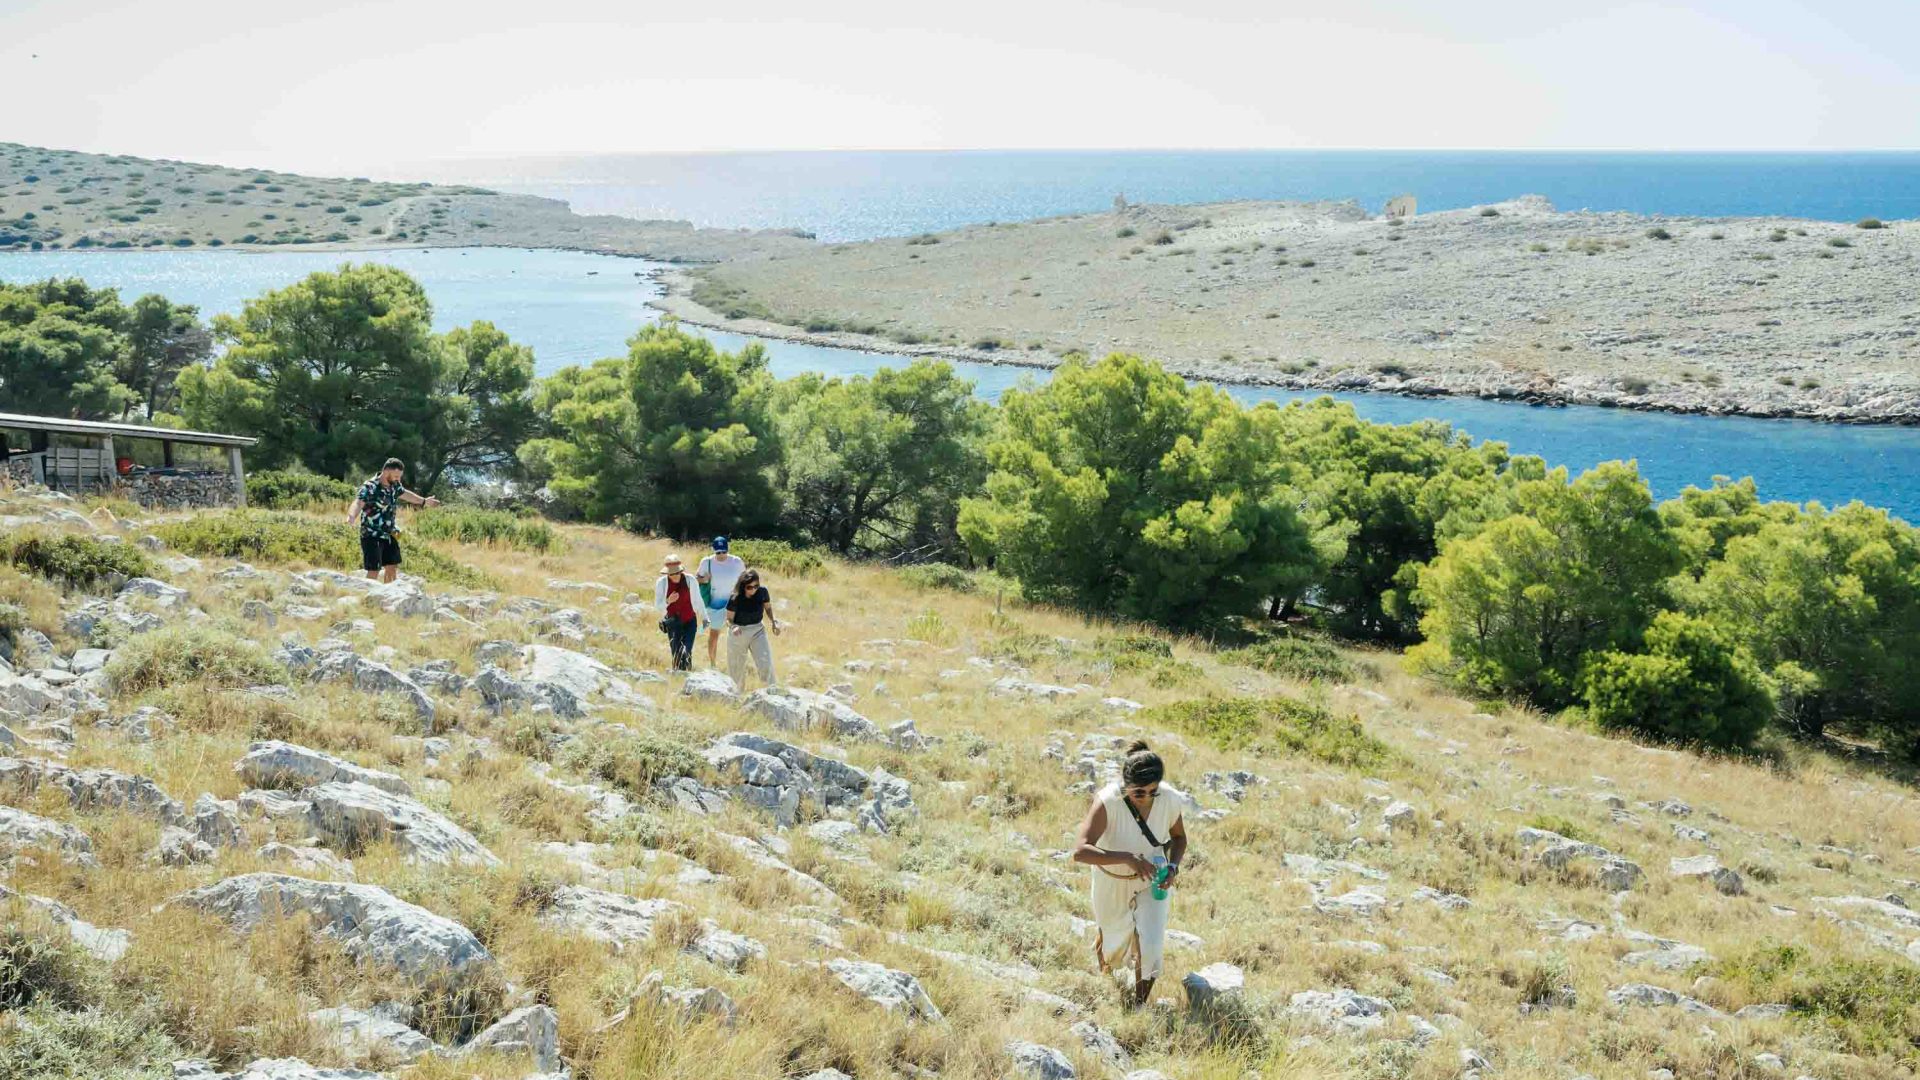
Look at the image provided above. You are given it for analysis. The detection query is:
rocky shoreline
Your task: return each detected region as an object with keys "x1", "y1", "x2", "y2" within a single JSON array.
[
  {"x1": 673, "y1": 196, "x2": 1920, "y2": 427},
  {"x1": 649, "y1": 270, "x2": 1920, "y2": 426}
]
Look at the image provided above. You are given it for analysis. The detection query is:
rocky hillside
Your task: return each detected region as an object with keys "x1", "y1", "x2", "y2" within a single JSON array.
[
  {"x1": 664, "y1": 196, "x2": 1920, "y2": 422},
  {"x1": 3, "y1": 487, "x2": 1919, "y2": 1080},
  {"x1": 0, "y1": 143, "x2": 813, "y2": 262}
]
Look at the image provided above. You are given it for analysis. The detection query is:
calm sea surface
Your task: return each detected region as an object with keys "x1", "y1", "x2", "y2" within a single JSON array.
[
  {"x1": 3, "y1": 246, "x2": 1916, "y2": 522},
  {"x1": 396, "y1": 150, "x2": 1920, "y2": 241}
]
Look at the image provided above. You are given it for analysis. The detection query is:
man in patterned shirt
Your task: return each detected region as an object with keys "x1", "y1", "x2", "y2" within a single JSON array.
[{"x1": 345, "y1": 457, "x2": 440, "y2": 582}]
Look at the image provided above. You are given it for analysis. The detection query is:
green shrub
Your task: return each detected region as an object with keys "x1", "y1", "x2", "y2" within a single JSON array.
[
  {"x1": 1579, "y1": 612, "x2": 1773, "y2": 751},
  {"x1": 984, "y1": 631, "x2": 1072, "y2": 665},
  {"x1": 1095, "y1": 633, "x2": 1173, "y2": 662},
  {"x1": 152, "y1": 511, "x2": 492, "y2": 588},
  {"x1": 0, "y1": 920, "x2": 98, "y2": 1009},
  {"x1": 1226, "y1": 635, "x2": 1362, "y2": 682},
  {"x1": 1116, "y1": 226, "x2": 1136, "y2": 238},
  {"x1": 0, "y1": 1000, "x2": 183, "y2": 1080},
  {"x1": 558, "y1": 726, "x2": 704, "y2": 796},
  {"x1": 1524, "y1": 814, "x2": 1600, "y2": 846},
  {"x1": 1827, "y1": 236, "x2": 1852, "y2": 248},
  {"x1": 245, "y1": 469, "x2": 354, "y2": 509},
  {"x1": 1479, "y1": 207, "x2": 1501, "y2": 217},
  {"x1": 1857, "y1": 218, "x2": 1885, "y2": 229},
  {"x1": 1713, "y1": 943, "x2": 1920, "y2": 1061},
  {"x1": 729, "y1": 538, "x2": 824, "y2": 578},
  {"x1": 905, "y1": 609, "x2": 956, "y2": 645},
  {"x1": 1645, "y1": 226, "x2": 1672, "y2": 240},
  {"x1": 1142, "y1": 695, "x2": 1395, "y2": 768},
  {"x1": 408, "y1": 507, "x2": 560, "y2": 553},
  {"x1": 0, "y1": 532, "x2": 154, "y2": 590},
  {"x1": 898, "y1": 562, "x2": 975, "y2": 593},
  {"x1": 0, "y1": 600, "x2": 26, "y2": 648},
  {"x1": 106, "y1": 623, "x2": 287, "y2": 693}
]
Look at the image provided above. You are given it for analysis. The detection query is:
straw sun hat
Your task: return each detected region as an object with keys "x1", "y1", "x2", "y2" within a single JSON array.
[{"x1": 662, "y1": 553, "x2": 684, "y2": 574}]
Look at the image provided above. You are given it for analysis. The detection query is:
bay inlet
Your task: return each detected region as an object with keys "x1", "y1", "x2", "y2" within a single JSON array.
[{"x1": 4, "y1": 245, "x2": 1916, "y2": 521}]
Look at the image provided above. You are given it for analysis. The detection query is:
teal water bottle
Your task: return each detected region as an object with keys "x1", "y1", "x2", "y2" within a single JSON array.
[{"x1": 1149, "y1": 855, "x2": 1172, "y2": 901}]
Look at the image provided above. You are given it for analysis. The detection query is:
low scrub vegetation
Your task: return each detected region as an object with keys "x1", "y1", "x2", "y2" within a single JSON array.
[
  {"x1": 1225, "y1": 634, "x2": 1364, "y2": 683},
  {"x1": 245, "y1": 469, "x2": 355, "y2": 510},
  {"x1": 0, "y1": 531, "x2": 154, "y2": 590},
  {"x1": 105, "y1": 623, "x2": 287, "y2": 693},
  {"x1": 407, "y1": 507, "x2": 560, "y2": 553},
  {"x1": 1714, "y1": 943, "x2": 1920, "y2": 1062},
  {"x1": 557, "y1": 725, "x2": 706, "y2": 796},
  {"x1": 728, "y1": 538, "x2": 824, "y2": 578},
  {"x1": 1142, "y1": 695, "x2": 1395, "y2": 768},
  {"x1": 152, "y1": 511, "x2": 492, "y2": 587}
]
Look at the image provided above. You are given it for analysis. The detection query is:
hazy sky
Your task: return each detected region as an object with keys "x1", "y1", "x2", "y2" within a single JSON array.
[{"x1": 4, "y1": 0, "x2": 1916, "y2": 172}]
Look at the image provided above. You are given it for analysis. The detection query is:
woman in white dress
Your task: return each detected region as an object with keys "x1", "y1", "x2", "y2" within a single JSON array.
[{"x1": 1072, "y1": 741, "x2": 1188, "y2": 1006}]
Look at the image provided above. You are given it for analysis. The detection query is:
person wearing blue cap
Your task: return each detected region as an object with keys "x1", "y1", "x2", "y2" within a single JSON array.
[{"x1": 696, "y1": 535, "x2": 745, "y2": 669}]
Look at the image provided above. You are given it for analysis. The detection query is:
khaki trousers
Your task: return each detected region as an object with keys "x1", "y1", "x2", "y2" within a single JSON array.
[{"x1": 728, "y1": 623, "x2": 775, "y2": 689}]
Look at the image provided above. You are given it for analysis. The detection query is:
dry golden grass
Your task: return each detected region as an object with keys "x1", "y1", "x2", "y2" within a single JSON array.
[{"x1": 2, "y1": 496, "x2": 1918, "y2": 1078}]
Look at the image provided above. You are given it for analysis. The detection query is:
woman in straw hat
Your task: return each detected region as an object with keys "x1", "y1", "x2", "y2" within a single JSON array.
[{"x1": 654, "y1": 553, "x2": 700, "y2": 671}]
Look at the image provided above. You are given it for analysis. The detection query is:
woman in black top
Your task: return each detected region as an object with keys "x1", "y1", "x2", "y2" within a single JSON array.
[{"x1": 725, "y1": 569, "x2": 780, "y2": 689}]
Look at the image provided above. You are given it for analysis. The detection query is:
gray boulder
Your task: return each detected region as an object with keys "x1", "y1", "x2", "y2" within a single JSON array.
[
  {"x1": 654, "y1": 775, "x2": 731, "y2": 816},
  {"x1": 469, "y1": 665, "x2": 531, "y2": 714},
  {"x1": 155, "y1": 825, "x2": 215, "y2": 867},
  {"x1": 1606, "y1": 983, "x2": 1723, "y2": 1016},
  {"x1": 689, "y1": 920, "x2": 765, "y2": 971},
  {"x1": 255, "y1": 842, "x2": 355, "y2": 879},
  {"x1": 1670, "y1": 854, "x2": 1745, "y2": 896},
  {"x1": 1286, "y1": 988, "x2": 1395, "y2": 1032},
  {"x1": 459, "y1": 1004, "x2": 560, "y2": 1073},
  {"x1": 1182, "y1": 962, "x2": 1246, "y2": 1012},
  {"x1": 631, "y1": 971, "x2": 738, "y2": 1026},
  {"x1": 192, "y1": 793, "x2": 245, "y2": 848},
  {"x1": 522, "y1": 644, "x2": 650, "y2": 710},
  {"x1": 742, "y1": 686, "x2": 885, "y2": 742},
  {"x1": 309, "y1": 1005, "x2": 436, "y2": 1063},
  {"x1": 1517, "y1": 827, "x2": 1642, "y2": 890},
  {"x1": 174, "y1": 873, "x2": 492, "y2": 982},
  {"x1": 301, "y1": 782, "x2": 498, "y2": 867},
  {"x1": 541, "y1": 885, "x2": 684, "y2": 950},
  {"x1": 311, "y1": 653, "x2": 435, "y2": 726},
  {"x1": 0, "y1": 755, "x2": 183, "y2": 823},
  {"x1": 1070, "y1": 1020, "x2": 1131, "y2": 1068},
  {"x1": 825, "y1": 957, "x2": 943, "y2": 1021},
  {"x1": 364, "y1": 581, "x2": 432, "y2": 617},
  {"x1": 1005, "y1": 1041, "x2": 1076, "y2": 1080},
  {"x1": 236, "y1": 740, "x2": 412, "y2": 796},
  {"x1": 0, "y1": 884, "x2": 130, "y2": 961},
  {"x1": 69, "y1": 647, "x2": 113, "y2": 675},
  {"x1": 0, "y1": 803, "x2": 96, "y2": 866},
  {"x1": 120, "y1": 577, "x2": 190, "y2": 608},
  {"x1": 681, "y1": 669, "x2": 740, "y2": 703}
]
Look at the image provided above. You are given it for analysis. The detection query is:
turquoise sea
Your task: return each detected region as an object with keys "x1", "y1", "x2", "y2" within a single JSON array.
[
  {"x1": 3, "y1": 246, "x2": 1916, "y2": 522},
  {"x1": 399, "y1": 149, "x2": 1920, "y2": 241}
]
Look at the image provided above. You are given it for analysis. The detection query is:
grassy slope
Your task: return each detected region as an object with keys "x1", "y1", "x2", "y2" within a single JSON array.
[{"x1": 3, "y1": 494, "x2": 1917, "y2": 1079}]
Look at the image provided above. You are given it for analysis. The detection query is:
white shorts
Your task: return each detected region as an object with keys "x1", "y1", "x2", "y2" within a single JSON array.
[{"x1": 704, "y1": 601, "x2": 729, "y2": 628}]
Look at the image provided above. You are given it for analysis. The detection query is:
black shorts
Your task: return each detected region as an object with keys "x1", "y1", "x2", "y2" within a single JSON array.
[{"x1": 360, "y1": 533, "x2": 402, "y2": 572}]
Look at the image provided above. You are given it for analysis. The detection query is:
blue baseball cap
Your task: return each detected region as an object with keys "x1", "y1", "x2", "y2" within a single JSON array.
[{"x1": 712, "y1": 535, "x2": 729, "y2": 552}]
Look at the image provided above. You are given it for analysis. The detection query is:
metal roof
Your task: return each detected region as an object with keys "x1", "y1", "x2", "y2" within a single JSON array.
[{"x1": 0, "y1": 412, "x2": 257, "y2": 448}]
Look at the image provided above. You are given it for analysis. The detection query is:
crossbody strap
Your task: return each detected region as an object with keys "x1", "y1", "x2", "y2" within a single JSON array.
[{"x1": 1120, "y1": 793, "x2": 1165, "y2": 851}]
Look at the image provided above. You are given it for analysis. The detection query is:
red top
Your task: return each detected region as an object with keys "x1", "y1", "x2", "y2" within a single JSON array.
[{"x1": 665, "y1": 575, "x2": 696, "y2": 622}]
